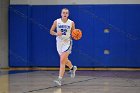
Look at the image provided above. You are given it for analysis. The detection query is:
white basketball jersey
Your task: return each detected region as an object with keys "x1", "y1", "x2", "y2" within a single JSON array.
[{"x1": 56, "y1": 18, "x2": 73, "y2": 41}]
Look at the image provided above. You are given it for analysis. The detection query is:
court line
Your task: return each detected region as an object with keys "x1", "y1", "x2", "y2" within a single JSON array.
[{"x1": 23, "y1": 77, "x2": 96, "y2": 93}]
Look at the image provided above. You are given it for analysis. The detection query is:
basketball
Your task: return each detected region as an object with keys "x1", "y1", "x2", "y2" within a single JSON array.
[{"x1": 71, "y1": 29, "x2": 82, "y2": 40}]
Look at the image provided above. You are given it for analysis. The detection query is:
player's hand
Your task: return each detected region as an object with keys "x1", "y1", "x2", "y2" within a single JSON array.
[{"x1": 57, "y1": 31, "x2": 62, "y2": 36}]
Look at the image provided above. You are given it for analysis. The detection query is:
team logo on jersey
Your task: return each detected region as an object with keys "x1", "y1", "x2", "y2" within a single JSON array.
[{"x1": 58, "y1": 25, "x2": 70, "y2": 29}]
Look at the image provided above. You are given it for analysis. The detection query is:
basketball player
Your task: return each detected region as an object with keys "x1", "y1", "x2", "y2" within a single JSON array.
[{"x1": 50, "y1": 8, "x2": 77, "y2": 86}]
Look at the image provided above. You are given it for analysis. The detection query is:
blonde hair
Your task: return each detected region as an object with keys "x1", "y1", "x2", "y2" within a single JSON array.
[{"x1": 61, "y1": 8, "x2": 69, "y2": 13}]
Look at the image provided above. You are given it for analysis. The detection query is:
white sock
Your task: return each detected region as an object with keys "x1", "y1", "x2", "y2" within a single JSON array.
[{"x1": 58, "y1": 76, "x2": 62, "y2": 80}]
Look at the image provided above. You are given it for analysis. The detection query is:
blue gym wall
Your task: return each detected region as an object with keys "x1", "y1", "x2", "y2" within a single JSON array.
[{"x1": 9, "y1": 4, "x2": 140, "y2": 67}]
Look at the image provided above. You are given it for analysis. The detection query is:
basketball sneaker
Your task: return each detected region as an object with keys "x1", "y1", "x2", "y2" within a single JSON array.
[
  {"x1": 54, "y1": 78, "x2": 62, "y2": 86},
  {"x1": 70, "y1": 66, "x2": 77, "y2": 78}
]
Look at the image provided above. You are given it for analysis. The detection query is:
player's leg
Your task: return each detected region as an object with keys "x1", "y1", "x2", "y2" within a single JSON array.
[
  {"x1": 66, "y1": 59, "x2": 73, "y2": 69},
  {"x1": 64, "y1": 40, "x2": 77, "y2": 78},
  {"x1": 54, "y1": 52, "x2": 69, "y2": 86},
  {"x1": 59, "y1": 52, "x2": 69, "y2": 77},
  {"x1": 64, "y1": 40, "x2": 74, "y2": 70},
  {"x1": 66, "y1": 59, "x2": 77, "y2": 78}
]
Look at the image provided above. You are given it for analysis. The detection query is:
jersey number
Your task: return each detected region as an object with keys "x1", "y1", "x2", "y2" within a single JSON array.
[{"x1": 61, "y1": 29, "x2": 67, "y2": 35}]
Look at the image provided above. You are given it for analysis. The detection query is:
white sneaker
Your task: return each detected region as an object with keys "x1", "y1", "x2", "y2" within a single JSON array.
[
  {"x1": 54, "y1": 79, "x2": 62, "y2": 86},
  {"x1": 70, "y1": 66, "x2": 77, "y2": 78}
]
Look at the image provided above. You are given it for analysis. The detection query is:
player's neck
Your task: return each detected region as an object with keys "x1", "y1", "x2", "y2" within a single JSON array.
[{"x1": 61, "y1": 18, "x2": 68, "y2": 23}]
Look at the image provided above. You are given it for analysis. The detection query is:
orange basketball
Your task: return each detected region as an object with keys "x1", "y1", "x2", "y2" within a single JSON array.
[{"x1": 71, "y1": 29, "x2": 82, "y2": 40}]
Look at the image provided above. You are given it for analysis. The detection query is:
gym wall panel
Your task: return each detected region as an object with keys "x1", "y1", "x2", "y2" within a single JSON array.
[
  {"x1": 9, "y1": 5, "x2": 30, "y2": 66},
  {"x1": 125, "y1": 5, "x2": 140, "y2": 67},
  {"x1": 93, "y1": 5, "x2": 110, "y2": 67},
  {"x1": 108, "y1": 5, "x2": 126, "y2": 67},
  {"x1": 0, "y1": 0, "x2": 9, "y2": 68},
  {"x1": 30, "y1": 6, "x2": 60, "y2": 66},
  {"x1": 72, "y1": 5, "x2": 96, "y2": 67}
]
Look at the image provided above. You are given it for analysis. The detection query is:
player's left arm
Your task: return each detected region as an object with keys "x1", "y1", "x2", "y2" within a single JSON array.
[{"x1": 71, "y1": 21, "x2": 75, "y2": 32}]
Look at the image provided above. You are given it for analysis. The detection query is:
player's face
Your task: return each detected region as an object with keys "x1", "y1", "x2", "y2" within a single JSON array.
[{"x1": 61, "y1": 9, "x2": 69, "y2": 19}]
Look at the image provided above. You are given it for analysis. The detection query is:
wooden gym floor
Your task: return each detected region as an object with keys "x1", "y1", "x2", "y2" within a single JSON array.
[{"x1": 0, "y1": 70, "x2": 140, "y2": 93}]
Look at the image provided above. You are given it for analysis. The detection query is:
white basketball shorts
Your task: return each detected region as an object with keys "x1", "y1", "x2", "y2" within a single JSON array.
[{"x1": 56, "y1": 39, "x2": 72, "y2": 55}]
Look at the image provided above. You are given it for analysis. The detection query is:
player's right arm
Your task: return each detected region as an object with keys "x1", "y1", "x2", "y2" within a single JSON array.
[{"x1": 50, "y1": 20, "x2": 62, "y2": 36}]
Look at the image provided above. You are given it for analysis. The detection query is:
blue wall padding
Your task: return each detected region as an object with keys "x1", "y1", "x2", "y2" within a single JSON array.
[{"x1": 9, "y1": 5, "x2": 140, "y2": 67}]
